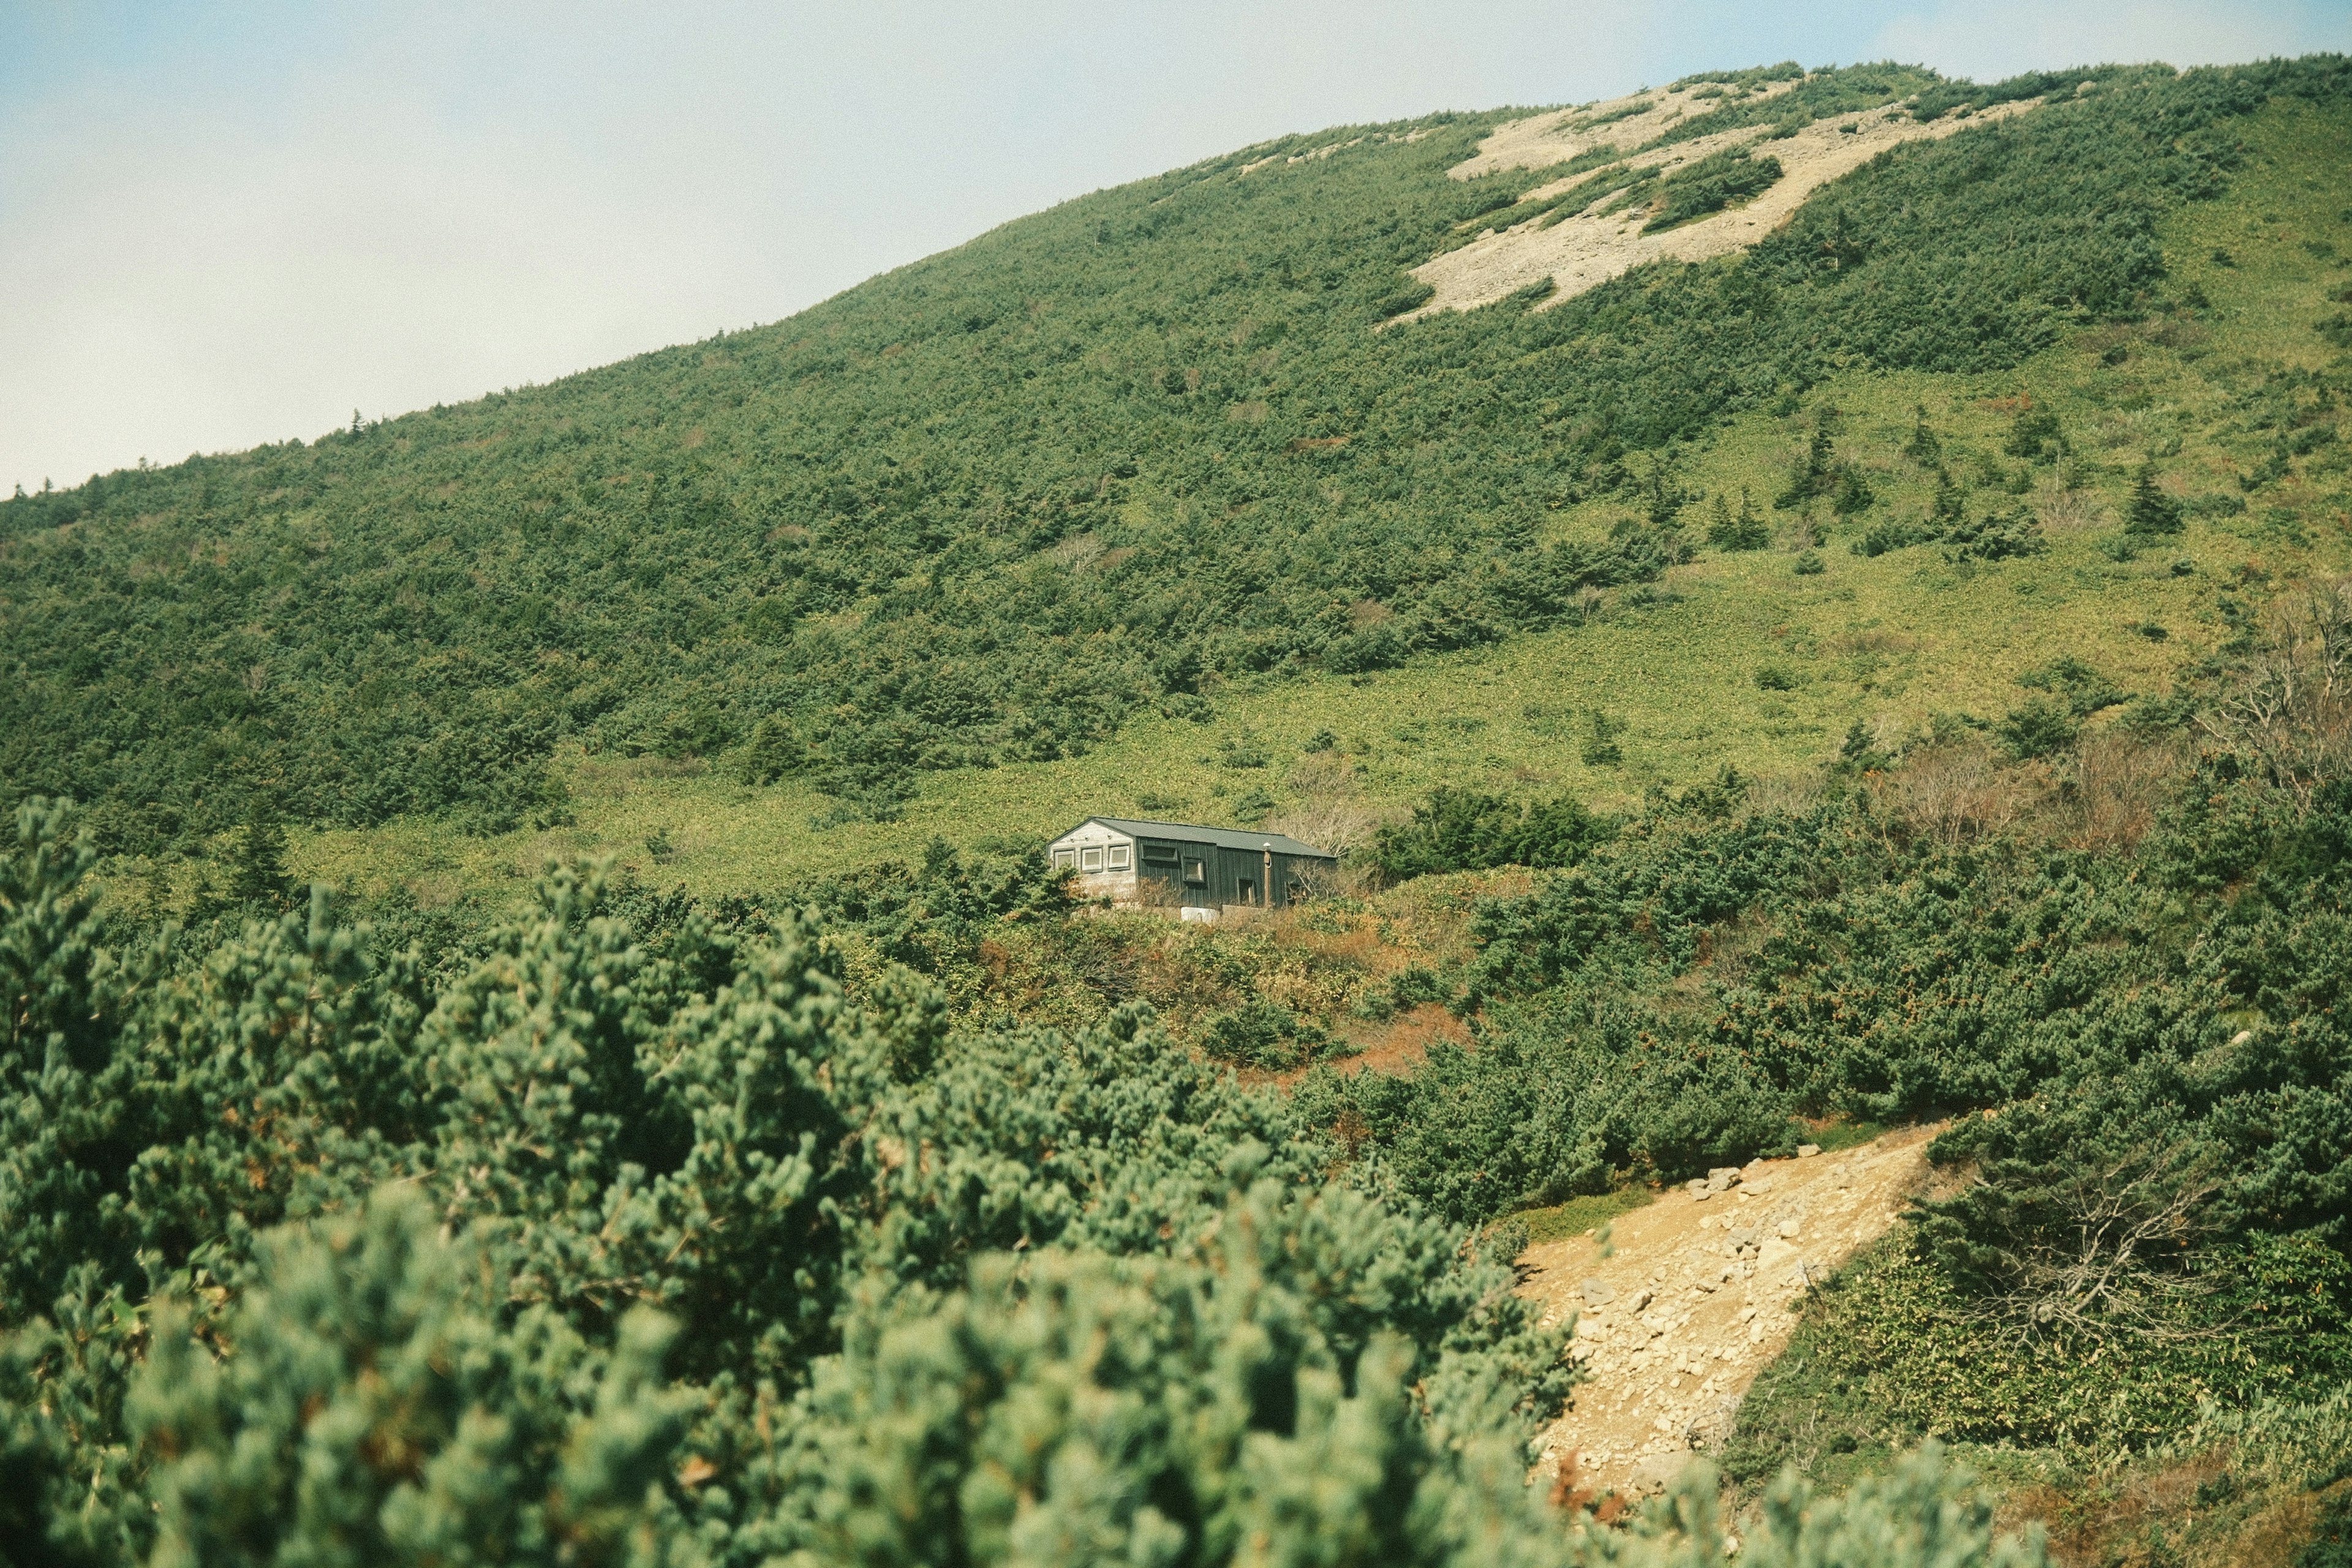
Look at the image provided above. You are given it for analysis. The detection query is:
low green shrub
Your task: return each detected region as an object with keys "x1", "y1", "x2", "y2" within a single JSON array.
[
  {"x1": 1646, "y1": 146, "x2": 1786, "y2": 231},
  {"x1": 1370, "y1": 786, "x2": 1612, "y2": 881}
]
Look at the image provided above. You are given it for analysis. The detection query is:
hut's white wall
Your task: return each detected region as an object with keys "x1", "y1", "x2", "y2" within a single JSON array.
[{"x1": 1047, "y1": 822, "x2": 1140, "y2": 904}]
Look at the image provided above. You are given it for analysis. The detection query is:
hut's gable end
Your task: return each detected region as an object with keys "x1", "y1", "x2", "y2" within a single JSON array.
[{"x1": 1047, "y1": 820, "x2": 1136, "y2": 875}]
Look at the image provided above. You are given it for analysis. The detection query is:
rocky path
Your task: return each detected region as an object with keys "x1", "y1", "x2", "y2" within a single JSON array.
[{"x1": 1515, "y1": 1126, "x2": 1941, "y2": 1499}]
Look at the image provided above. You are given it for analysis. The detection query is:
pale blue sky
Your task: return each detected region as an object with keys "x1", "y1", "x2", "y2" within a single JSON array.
[{"x1": 4, "y1": 1, "x2": 2346, "y2": 494}]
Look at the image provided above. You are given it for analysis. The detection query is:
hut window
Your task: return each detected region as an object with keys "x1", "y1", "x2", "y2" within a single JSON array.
[
  {"x1": 1051, "y1": 848, "x2": 1076, "y2": 869},
  {"x1": 1183, "y1": 858, "x2": 1206, "y2": 884},
  {"x1": 1108, "y1": 844, "x2": 1132, "y2": 870},
  {"x1": 1141, "y1": 842, "x2": 1179, "y2": 865},
  {"x1": 1081, "y1": 846, "x2": 1104, "y2": 871}
]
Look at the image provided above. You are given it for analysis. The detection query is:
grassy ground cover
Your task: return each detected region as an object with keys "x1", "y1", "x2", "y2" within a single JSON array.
[
  {"x1": 1509, "y1": 1188, "x2": 1657, "y2": 1247},
  {"x1": 245, "y1": 94, "x2": 2352, "y2": 916}
]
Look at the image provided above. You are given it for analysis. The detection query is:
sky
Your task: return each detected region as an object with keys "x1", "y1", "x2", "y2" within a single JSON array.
[{"x1": 4, "y1": 1, "x2": 2347, "y2": 496}]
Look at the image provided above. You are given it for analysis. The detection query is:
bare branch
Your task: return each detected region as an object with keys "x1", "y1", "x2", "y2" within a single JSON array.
[
  {"x1": 2201, "y1": 576, "x2": 2352, "y2": 810},
  {"x1": 1968, "y1": 1142, "x2": 2228, "y2": 1343}
]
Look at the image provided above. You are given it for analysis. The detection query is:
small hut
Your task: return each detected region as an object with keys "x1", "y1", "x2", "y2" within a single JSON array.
[{"x1": 1046, "y1": 816, "x2": 1336, "y2": 920}]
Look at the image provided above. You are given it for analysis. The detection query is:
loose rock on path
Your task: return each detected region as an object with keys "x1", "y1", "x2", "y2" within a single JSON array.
[{"x1": 1515, "y1": 1126, "x2": 1940, "y2": 1500}]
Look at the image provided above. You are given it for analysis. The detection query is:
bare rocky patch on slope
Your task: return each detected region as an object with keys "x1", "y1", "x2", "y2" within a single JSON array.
[
  {"x1": 1515, "y1": 1126, "x2": 1942, "y2": 1501},
  {"x1": 1406, "y1": 91, "x2": 2044, "y2": 318}
]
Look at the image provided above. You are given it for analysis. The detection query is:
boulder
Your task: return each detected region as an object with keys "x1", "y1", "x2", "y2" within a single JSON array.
[
  {"x1": 1796, "y1": 1143, "x2": 1822, "y2": 1158},
  {"x1": 1628, "y1": 1450, "x2": 1694, "y2": 1495},
  {"x1": 1580, "y1": 1277, "x2": 1618, "y2": 1306}
]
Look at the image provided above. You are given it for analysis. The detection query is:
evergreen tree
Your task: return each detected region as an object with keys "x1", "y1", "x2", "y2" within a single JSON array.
[
  {"x1": 2124, "y1": 462, "x2": 2185, "y2": 537},
  {"x1": 225, "y1": 810, "x2": 294, "y2": 911},
  {"x1": 1904, "y1": 404, "x2": 1943, "y2": 464},
  {"x1": 1777, "y1": 423, "x2": 1838, "y2": 510},
  {"x1": 1837, "y1": 718, "x2": 1887, "y2": 772},
  {"x1": 1369, "y1": 786, "x2": 1609, "y2": 880},
  {"x1": 1581, "y1": 709, "x2": 1626, "y2": 766},
  {"x1": 2003, "y1": 405, "x2": 2065, "y2": 464},
  {"x1": 1995, "y1": 695, "x2": 2079, "y2": 759},
  {"x1": 1931, "y1": 467, "x2": 1966, "y2": 530},
  {"x1": 1733, "y1": 489, "x2": 1768, "y2": 547},
  {"x1": 135, "y1": 1191, "x2": 692, "y2": 1568},
  {"x1": 1642, "y1": 461, "x2": 1686, "y2": 526},
  {"x1": 1832, "y1": 463, "x2": 1877, "y2": 517},
  {"x1": 1705, "y1": 492, "x2": 1770, "y2": 551},
  {"x1": 739, "y1": 714, "x2": 807, "y2": 786}
]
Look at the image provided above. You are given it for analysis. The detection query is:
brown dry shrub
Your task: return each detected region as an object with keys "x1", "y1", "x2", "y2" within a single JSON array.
[
  {"x1": 2035, "y1": 480, "x2": 2109, "y2": 535},
  {"x1": 1129, "y1": 872, "x2": 1186, "y2": 910},
  {"x1": 1872, "y1": 737, "x2": 2046, "y2": 845},
  {"x1": 1746, "y1": 771, "x2": 1828, "y2": 819},
  {"x1": 2053, "y1": 729, "x2": 2190, "y2": 852},
  {"x1": 1268, "y1": 750, "x2": 1390, "y2": 862},
  {"x1": 2202, "y1": 575, "x2": 2352, "y2": 810}
]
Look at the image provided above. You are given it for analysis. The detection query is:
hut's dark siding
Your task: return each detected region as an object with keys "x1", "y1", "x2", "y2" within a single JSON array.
[{"x1": 1050, "y1": 816, "x2": 1335, "y2": 911}]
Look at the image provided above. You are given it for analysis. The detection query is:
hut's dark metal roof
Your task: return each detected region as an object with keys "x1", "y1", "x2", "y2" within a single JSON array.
[{"x1": 1055, "y1": 816, "x2": 1336, "y2": 859}]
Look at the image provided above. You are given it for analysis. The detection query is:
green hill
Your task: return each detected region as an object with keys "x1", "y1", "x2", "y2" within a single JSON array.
[
  {"x1": 8, "y1": 54, "x2": 2352, "y2": 1568},
  {"x1": 7, "y1": 57, "x2": 2350, "y2": 908}
]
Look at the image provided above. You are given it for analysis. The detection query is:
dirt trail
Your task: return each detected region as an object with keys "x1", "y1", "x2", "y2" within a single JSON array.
[
  {"x1": 1404, "y1": 92, "x2": 2046, "y2": 320},
  {"x1": 1515, "y1": 1126, "x2": 1942, "y2": 1499}
]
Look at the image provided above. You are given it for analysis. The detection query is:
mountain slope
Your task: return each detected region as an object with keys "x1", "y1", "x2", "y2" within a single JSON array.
[
  {"x1": 290, "y1": 82, "x2": 2352, "y2": 905},
  {"x1": 6, "y1": 57, "x2": 2346, "y2": 873}
]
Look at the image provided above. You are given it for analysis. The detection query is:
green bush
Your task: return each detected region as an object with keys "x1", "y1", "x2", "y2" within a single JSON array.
[
  {"x1": 1369, "y1": 786, "x2": 1611, "y2": 881},
  {"x1": 2018, "y1": 655, "x2": 2124, "y2": 716},
  {"x1": 762, "y1": 1178, "x2": 1572, "y2": 1568},
  {"x1": 14, "y1": 668, "x2": 2352, "y2": 1558},
  {"x1": 2002, "y1": 405, "x2": 2066, "y2": 464},
  {"x1": 1995, "y1": 695, "x2": 2078, "y2": 758},
  {"x1": 1645, "y1": 146, "x2": 1787, "y2": 231},
  {"x1": 1202, "y1": 998, "x2": 1329, "y2": 1068},
  {"x1": 0, "y1": 798, "x2": 1608, "y2": 1567},
  {"x1": 135, "y1": 1190, "x2": 692, "y2": 1568},
  {"x1": 1581, "y1": 709, "x2": 1627, "y2": 766},
  {"x1": 1855, "y1": 518, "x2": 1934, "y2": 556},
  {"x1": 1943, "y1": 506, "x2": 2046, "y2": 563},
  {"x1": 1705, "y1": 490, "x2": 1773, "y2": 550}
]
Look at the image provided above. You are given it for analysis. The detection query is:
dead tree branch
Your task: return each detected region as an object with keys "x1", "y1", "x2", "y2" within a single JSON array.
[{"x1": 2201, "y1": 577, "x2": 2352, "y2": 811}]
